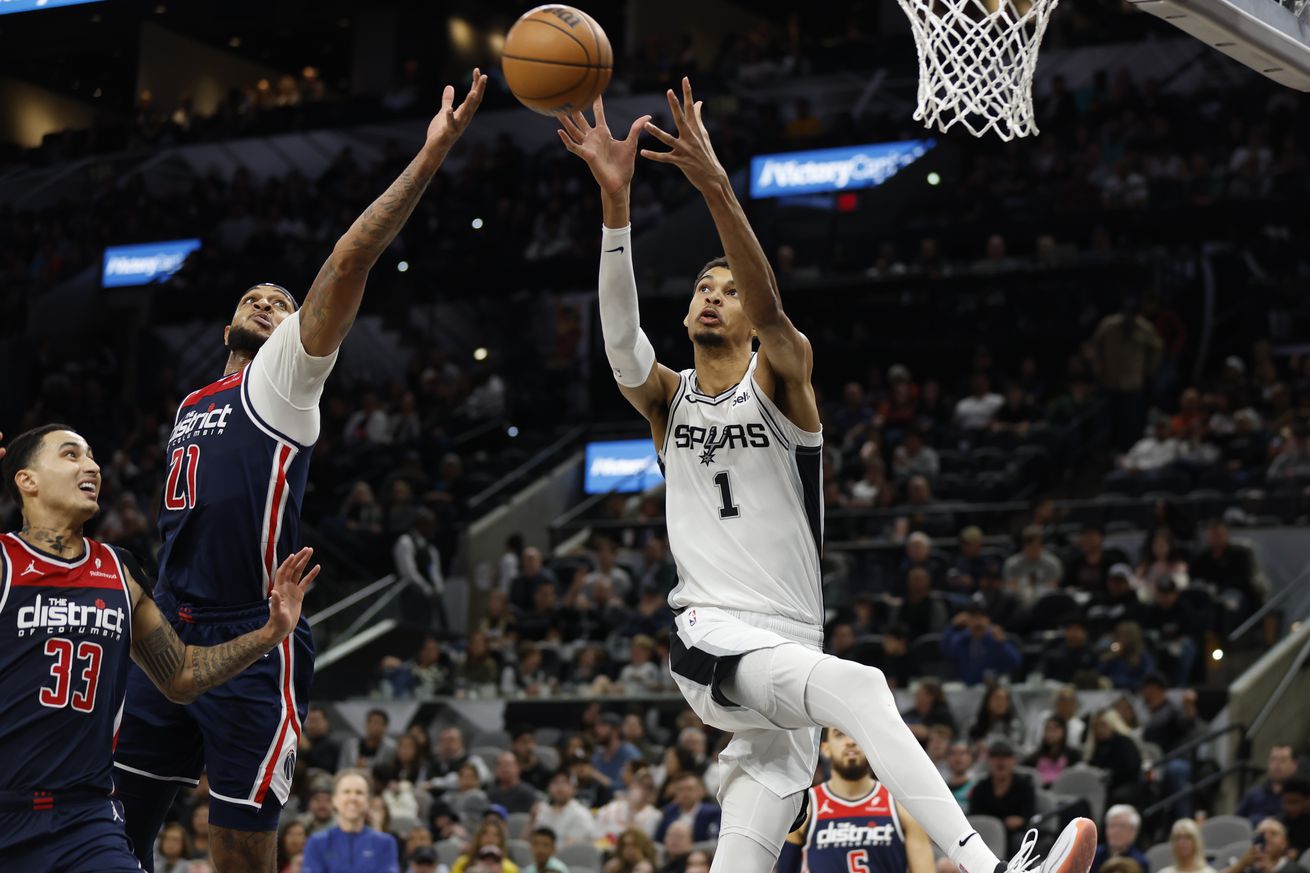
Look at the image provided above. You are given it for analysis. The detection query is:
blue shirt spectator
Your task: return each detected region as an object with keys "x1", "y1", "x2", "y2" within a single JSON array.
[
  {"x1": 654, "y1": 773, "x2": 722, "y2": 843},
  {"x1": 1237, "y1": 745, "x2": 1301, "y2": 824},
  {"x1": 941, "y1": 612, "x2": 1022, "y2": 686},
  {"x1": 592, "y1": 712, "x2": 643, "y2": 786},
  {"x1": 303, "y1": 770, "x2": 400, "y2": 873}
]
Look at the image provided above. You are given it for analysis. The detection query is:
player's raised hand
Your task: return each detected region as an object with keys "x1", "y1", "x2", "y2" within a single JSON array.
[
  {"x1": 640, "y1": 77, "x2": 727, "y2": 192},
  {"x1": 557, "y1": 96, "x2": 651, "y2": 196},
  {"x1": 426, "y1": 68, "x2": 489, "y2": 153},
  {"x1": 266, "y1": 547, "x2": 320, "y2": 640}
]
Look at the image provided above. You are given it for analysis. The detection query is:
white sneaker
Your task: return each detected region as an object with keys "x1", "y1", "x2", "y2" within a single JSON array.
[{"x1": 1004, "y1": 819, "x2": 1098, "y2": 873}]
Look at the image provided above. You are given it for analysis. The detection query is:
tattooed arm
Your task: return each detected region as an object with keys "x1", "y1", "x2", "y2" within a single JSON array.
[
  {"x1": 297, "y1": 70, "x2": 487, "y2": 356},
  {"x1": 128, "y1": 548, "x2": 320, "y2": 704}
]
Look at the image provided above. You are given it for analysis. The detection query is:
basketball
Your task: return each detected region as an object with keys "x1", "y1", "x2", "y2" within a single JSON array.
[{"x1": 501, "y1": 5, "x2": 612, "y2": 116}]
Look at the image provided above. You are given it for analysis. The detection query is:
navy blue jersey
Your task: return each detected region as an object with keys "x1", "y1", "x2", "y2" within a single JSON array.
[
  {"x1": 156, "y1": 313, "x2": 334, "y2": 608},
  {"x1": 803, "y1": 782, "x2": 908, "y2": 873},
  {"x1": 0, "y1": 534, "x2": 134, "y2": 795}
]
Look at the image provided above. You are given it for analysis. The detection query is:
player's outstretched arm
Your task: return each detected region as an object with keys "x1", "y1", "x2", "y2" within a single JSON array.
[
  {"x1": 558, "y1": 97, "x2": 679, "y2": 426},
  {"x1": 642, "y1": 78, "x2": 819, "y2": 431},
  {"x1": 297, "y1": 70, "x2": 488, "y2": 357},
  {"x1": 128, "y1": 548, "x2": 320, "y2": 704}
]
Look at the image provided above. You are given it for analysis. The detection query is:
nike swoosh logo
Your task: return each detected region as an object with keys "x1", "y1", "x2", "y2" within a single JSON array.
[
  {"x1": 959, "y1": 833, "x2": 977, "y2": 847},
  {"x1": 605, "y1": 246, "x2": 625, "y2": 254}
]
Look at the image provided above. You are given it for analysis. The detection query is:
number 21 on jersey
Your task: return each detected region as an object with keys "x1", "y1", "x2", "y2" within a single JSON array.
[{"x1": 165, "y1": 444, "x2": 201, "y2": 510}]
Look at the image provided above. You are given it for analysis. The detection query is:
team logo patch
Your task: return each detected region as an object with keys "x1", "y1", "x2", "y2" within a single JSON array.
[
  {"x1": 283, "y1": 749, "x2": 296, "y2": 781},
  {"x1": 688, "y1": 609, "x2": 697, "y2": 627},
  {"x1": 21, "y1": 561, "x2": 38, "y2": 577}
]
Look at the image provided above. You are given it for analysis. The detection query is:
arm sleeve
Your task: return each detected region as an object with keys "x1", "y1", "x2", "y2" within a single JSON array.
[
  {"x1": 777, "y1": 841, "x2": 803, "y2": 873},
  {"x1": 246, "y1": 311, "x2": 340, "y2": 446},
  {"x1": 597, "y1": 225, "x2": 656, "y2": 388}
]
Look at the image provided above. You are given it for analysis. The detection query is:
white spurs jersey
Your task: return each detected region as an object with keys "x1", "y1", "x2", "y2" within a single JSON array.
[{"x1": 658, "y1": 353, "x2": 824, "y2": 627}]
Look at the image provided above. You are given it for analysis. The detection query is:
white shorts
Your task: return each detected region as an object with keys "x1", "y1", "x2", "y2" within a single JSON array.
[{"x1": 670, "y1": 606, "x2": 823, "y2": 798}]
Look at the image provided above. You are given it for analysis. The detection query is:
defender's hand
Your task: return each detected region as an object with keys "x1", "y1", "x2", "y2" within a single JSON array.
[
  {"x1": 558, "y1": 96, "x2": 651, "y2": 195},
  {"x1": 265, "y1": 547, "x2": 320, "y2": 641},
  {"x1": 640, "y1": 77, "x2": 728, "y2": 191},
  {"x1": 426, "y1": 69, "x2": 488, "y2": 154}
]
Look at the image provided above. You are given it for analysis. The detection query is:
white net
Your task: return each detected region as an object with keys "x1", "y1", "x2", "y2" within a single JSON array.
[{"x1": 896, "y1": 0, "x2": 1061, "y2": 141}]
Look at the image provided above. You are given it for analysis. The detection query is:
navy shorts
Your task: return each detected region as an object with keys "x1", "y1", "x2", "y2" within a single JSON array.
[
  {"x1": 0, "y1": 793, "x2": 142, "y2": 872},
  {"x1": 113, "y1": 596, "x2": 313, "y2": 831}
]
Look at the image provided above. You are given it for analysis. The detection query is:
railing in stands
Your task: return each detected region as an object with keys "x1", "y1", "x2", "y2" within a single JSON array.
[
  {"x1": 1228, "y1": 567, "x2": 1310, "y2": 643},
  {"x1": 1142, "y1": 763, "x2": 1259, "y2": 819},
  {"x1": 1246, "y1": 616, "x2": 1310, "y2": 740},
  {"x1": 467, "y1": 425, "x2": 585, "y2": 517}
]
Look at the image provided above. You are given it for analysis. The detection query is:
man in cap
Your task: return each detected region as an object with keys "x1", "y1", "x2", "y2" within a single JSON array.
[{"x1": 968, "y1": 739, "x2": 1037, "y2": 854}]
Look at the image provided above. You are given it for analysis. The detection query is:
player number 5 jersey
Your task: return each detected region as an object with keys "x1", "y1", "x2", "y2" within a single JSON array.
[
  {"x1": 658, "y1": 353, "x2": 824, "y2": 627},
  {"x1": 803, "y1": 782, "x2": 908, "y2": 873}
]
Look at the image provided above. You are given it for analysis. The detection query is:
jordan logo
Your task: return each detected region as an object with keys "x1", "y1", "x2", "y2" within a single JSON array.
[
  {"x1": 21, "y1": 561, "x2": 38, "y2": 577},
  {"x1": 818, "y1": 800, "x2": 834, "y2": 815},
  {"x1": 111, "y1": 802, "x2": 124, "y2": 823}
]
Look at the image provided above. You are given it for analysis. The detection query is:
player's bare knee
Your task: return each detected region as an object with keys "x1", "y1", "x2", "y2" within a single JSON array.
[{"x1": 210, "y1": 826, "x2": 277, "y2": 873}]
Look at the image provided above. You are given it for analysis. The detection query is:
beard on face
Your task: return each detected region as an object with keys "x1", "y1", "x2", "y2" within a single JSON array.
[
  {"x1": 225, "y1": 324, "x2": 268, "y2": 357},
  {"x1": 692, "y1": 328, "x2": 727, "y2": 348},
  {"x1": 832, "y1": 756, "x2": 871, "y2": 782}
]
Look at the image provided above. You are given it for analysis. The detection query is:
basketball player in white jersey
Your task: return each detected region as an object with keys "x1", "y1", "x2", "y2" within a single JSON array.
[{"x1": 557, "y1": 78, "x2": 1097, "y2": 873}]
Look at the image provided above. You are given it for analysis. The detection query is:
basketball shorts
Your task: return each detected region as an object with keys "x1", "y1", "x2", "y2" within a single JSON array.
[
  {"x1": 669, "y1": 605, "x2": 823, "y2": 798},
  {"x1": 0, "y1": 792, "x2": 143, "y2": 872},
  {"x1": 113, "y1": 593, "x2": 313, "y2": 830}
]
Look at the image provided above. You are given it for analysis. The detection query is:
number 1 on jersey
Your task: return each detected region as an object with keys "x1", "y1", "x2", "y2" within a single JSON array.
[{"x1": 713, "y1": 470, "x2": 740, "y2": 519}]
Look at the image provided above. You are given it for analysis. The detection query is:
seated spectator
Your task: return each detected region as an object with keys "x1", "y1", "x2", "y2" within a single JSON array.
[
  {"x1": 593, "y1": 712, "x2": 644, "y2": 788},
  {"x1": 1004, "y1": 525, "x2": 1064, "y2": 602},
  {"x1": 1142, "y1": 578, "x2": 1202, "y2": 686},
  {"x1": 682, "y1": 849, "x2": 711, "y2": 873},
  {"x1": 605, "y1": 828, "x2": 659, "y2": 873},
  {"x1": 1064, "y1": 525, "x2": 1129, "y2": 596},
  {"x1": 1137, "y1": 529, "x2": 1190, "y2": 601},
  {"x1": 892, "y1": 567, "x2": 948, "y2": 640},
  {"x1": 991, "y1": 382, "x2": 1040, "y2": 439},
  {"x1": 1091, "y1": 805, "x2": 1150, "y2": 873},
  {"x1": 618, "y1": 635, "x2": 661, "y2": 693},
  {"x1": 955, "y1": 372, "x2": 1005, "y2": 434},
  {"x1": 380, "y1": 636, "x2": 451, "y2": 700},
  {"x1": 926, "y1": 724, "x2": 955, "y2": 777},
  {"x1": 967, "y1": 684, "x2": 1027, "y2": 749},
  {"x1": 1091, "y1": 565, "x2": 1145, "y2": 628},
  {"x1": 1159, "y1": 818, "x2": 1216, "y2": 873},
  {"x1": 1282, "y1": 778, "x2": 1310, "y2": 858},
  {"x1": 1027, "y1": 685, "x2": 1087, "y2": 750},
  {"x1": 1268, "y1": 421, "x2": 1310, "y2": 481},
  {"x1": 976, "y1": 563, "x2": 1024, "y2": 630},
  {"x1": 277, "y1": 820, "x2": 307, "y2": 873},
  {"x1": 654, "y1": 773, "x2": 720, "y2": 843},
  {"x1": 968, "y1": 739, "x2": 1036, "y2": 854},
  {"x1": 902, "y1": 677, "x2": 959, "y2": 744},
  {"x1": 584, "y1": 536, "x2": 634, "y2": 603},
  {"x1": 155, "y1": 822, "x2": 191, "y2": 873},
  {"x1": 429, "y1": 799, "x2": 471, "y2": 847},
  {"x1": 596, "y1": 772, "x2": 662, "y2": 843},
  {"x1": 490, "y1": 752, "x2": 540, "y2": 815},
  {"x1": 452, "y1": 818, "x2": 519, "y2": 873},
  {"x1": 893, "y1": 428, "x2": 940, "y2": 479},
  {"x1": 442, "y1": 762, "x2": 491, "y2": 825},
  {"x1": 393, "y1": 733, "x2": 429, "y2": 784},
  {"x1": 1086, "y1": 710, "x2": 1144, "y2": 806},
  {"x1": 660, "y1": 819, "x2": 696, "y2": 873},
  {"x1": 900, "y1": 532, "x2": 940, "y2": 592},
  {"x1": 1191, "y1": 519, "x2": 1262, "y2": 618},
  {"x1": 480, "y1": 590, "x2": 517, "y2": 652},
  {"x1": 945, "y1": 740, "x2": 977, "y2": 807},
  {"x1": 338, "y1": 708, "x2": 397, "y2": 773},
  {"x1": 941, "y1": 604, "x2": 1022, "y2": 686},
  {"x1": 510, "y1": 547, "x2": 558, "y2": 613},
  {"x1": 532, "y1": 771, "x2": 598, "y2": 847},
  {"x1": 951, "y1": 526, "x2": 990, "y2": 591},
  {"x1": 511, "y1": 725, "x2": 555, "y2": 792},
  {"x1": 428, "y1": 726, "x2": 493, "y2": 791},
  {"x1": 1221, "y1": 818, "x2": 1308, "y2": 873},
  {"x1": 301, "y1": 783, "x2": 336, "y2": 836},
  {"x1": 880, "y1": 625, "x2": 915, "y2": 689},
  {"x1": 302, "y1": 770, "x2": 400, "y2": 873},
  {"x1": 1024, "y1": 716, "x2": 1082, "y2": 787},
  {"x1": 522, "y1": 826, "x2": 568, "y2": 873},
  {"x1": 458, "y1": 631, "x2": 502, "y2": 688},
  {"x1": 1100, "y1": 621, "x2": 1156, "y2": 691},
  {"x1": 501, "y1": 643, "x2": 556, "y2": 698},
  {"x1": 1117, "y1": 415, "x2": 1180, "y2": 473},
  {"x1": 848, "y1": 455, "x2": 891, "y2": 507},
  {"x1": 1238, "y1": 745, "x2": 1300, "y2": 825},
  {"x1": 637, "y1": 535, "x2": 677, "y2": 597},
  {"x1": 518, "y1": 581, "x2": 566, "y2": 643},
  {"x1": 299, "y1": 706, "x2": 342, "y2": 773},
  {"x1": 1042, "y1": 616, "x2": 1099, "y2": 684},
  {"x1": 408, "y1": 845, "x2": 442, "y2": 873}
]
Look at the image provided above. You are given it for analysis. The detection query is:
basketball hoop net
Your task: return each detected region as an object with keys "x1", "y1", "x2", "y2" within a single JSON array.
[{"x1": 896, "y1": 0, "x2": 1061, "y2": 141}]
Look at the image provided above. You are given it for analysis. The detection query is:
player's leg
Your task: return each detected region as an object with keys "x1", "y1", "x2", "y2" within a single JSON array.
[
  {"x1": 209, "y1": 825, "x2": 279, "y2": 872},
  {"x1": 52, "y1": 798, "x2": 155, "y2": 873},
  {"x1": 114, "y1": 663, "x2": 205, "y2": 872},
  {"x1": 709, "y1": 758, "x2": 805, "y2": 873},
  {"x1": 720, "y1": 645, "x2": 1096, "y2": 873}
]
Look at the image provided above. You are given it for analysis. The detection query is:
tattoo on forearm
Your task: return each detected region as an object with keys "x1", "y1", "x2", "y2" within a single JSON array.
[
  {"x1": 189, "y1": 631, "x2": 271, "y2": 696},
  {"x1": 133, "y1": 623, "x2": 185, "y2": 689}
]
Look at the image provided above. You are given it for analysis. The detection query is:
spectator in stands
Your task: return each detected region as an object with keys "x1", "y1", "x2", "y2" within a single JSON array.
[
  {"x1": 1024, "y1": 716, "x2": 1082, "y2": 787},
  {"x1": 380, "y1": 636, "x2": 451, "y2": 700},
  {"x1": 393, "y1": 733, "x2": 429, "y2": 785},
  {"x1": 511, "y1": 726, "x2": 554, "y2": 792},
  {"x1": 408, "y1": 845, "x2": 441, "y2": 873},
  {"x1": 606, "y1": 827, "x2": 658, "y2": 873},
  {"x1": 893, "y1": 428, "x2": 940, "y2": 480},
  {"x1": 1159, "y1": 818, "x2": 1214, "y2": 873},
  {"x1": 991, "y1": 382, "x2": 1040, "y2": 440},
  {"x1": 880, "y1": 625, "x2": 914, "y2": 689},
  {"x1": 1065, "y1": 525, "x2": 1129, "y2": 596},
  {"x1": 1004, "y1": 525, "x2": 1064, "y2": 602},
  {"x1": 654, "y1": 773, "x2": 720, "y2": 843},
  {"x1": 392, "y1": 508, "x2": 446, "y2": 632},
  {"x1": 428, "y1": 726, "x2": 493, "y2": 791},
  {"x1": 344, "y1": 391, "x2": 393, "y2": 446},
  {"x1": 900, "y1": 532, "x2": 939, "y2": 592},
  {"x1": 458, "y1": 631, "x2": 502, "y2": 689},
  {"x1": 945, "y1": 740, "x2": 977, "y2": 806},
  {"x1": 902, "y1": 677, "x2": 959, "y2": 743},
  {"x1": 967, "y1": 684, "x2": 1027, "y2": 749},
  {"x1": 618, "y1": 636, "x2": 661, "y2": 693},
  {"x1": 501, "y1": 643, "x2": 555, "y2": 698},
  {"x1": 660, "y1": 820, "x2": 694, "y2": 873},
  {"x1": 1239, "y1": 746, "x2": 1301, "y2": 825},
  {"x1": 1092, "y1": 805, "x2": 1150, "y2": 873},
  {"x1": 955, "y1": 372, "x2": 1005, "y2": 435},
  {"x1": 1090, "y1": 296, "x2": 1164, "y2": 450},
  {"x1": 1114, "y1": 413, "x2": 1180, "y2": 478},
  {"x1": 1268, "y1": 421, "x2": 1310, "y2": 481},
  {"x1": 593, "y1": 712, "x2": 644, "y2": 788},
  {"x1": 302, "y1": 769, "x2": 399, "y2": 873},
  {"x1": 155, "y1": 822, "x2": 191, "y2": 873},
  {"x1": 302, "y1": 783, "x2": 336, "y2": 836},
  {"x1": 510, "y1": 548, "x2": 558, "y2": 613},
  {"x1": 533, "y1": 770, "x2": 598, "y2": 847},
  {"x1": 490, "y1": 752, "x2": 539, "y2": 815},
  {"x1": 941, "y1": 602, "x2": 1022, "y2": 686},
  {"x1": 1028, "y1": 685, "x2": 1087, "y2": 750},
  {"x1": 522, "y1": 826, "x2": 568, "y2": 873},
  {"x1": 441, "y1": 762, "x2": 490, "y2": 825},
  {"x1": 1093, "y1": 565, "x2": 1145, "y2": 627},
  {"x1": 518, "y1": 581, "x2": 567, "y2": 643},
  {"x1": 585, "y1": 537, "x2": 633, "y2": 603},
  {"x1": 1191, "y1": 519, "x2": 1261, "y2": 618},
  {"x1": 624, "y1": 584, "x2": 676, "y2": 639},
  {"x1": 277, "y1": 820, "x2": 307, "y2": 873},
  {"x1": 1086, "y1": 710, "x2": 1144, "y2": 806},
  {"x1": 968, "y1": 738, "x2": 1036, "y2": 853},
  {"x1": 300, "y1": 707, "x2": 342, "y2": 773},
  {"x1": 926, "y1": 724, "x2": 954, "y2": 776},
  {"x1": 1140, "y1": 674, "x2": 1199, "y2": 816},
  {"x1": 830, "y1": 382, "x2": 876, "y2": 448},
  {"x1": 451, "y1": 819, "x2": 518, "y2": 873},
  {"x1": 638, "y1": 535, "x2": 677, "y2": 597},
  {"x1": 951, "y1": 526, "x2": 989, "y2": 591},
  {"x1": 480, "y1": 590, "x2": 517, "y2": 653},
  {"x1": 1137, "y1": 529, "x2": 1190, "y2": 600},
  {"x1": 893, "y1": 567, "x2": 948, "y2": 640},
  {"x1": 976, "y1": 563, "x2": 1024, "y2": 630},
  {"x1": 1142, "y1": 577, "x2": 1202, "y2": 685},
  {"x1": 597, "y1": 770, "x2": 661, "y2": 843},
  {"x1": 1222, "y1": 818, "x2": 1307, "y2": 873},
  {"x1": 683, "y1": 849, "x2": 711, "y2": 873},
  {"x1": 1042, "y1": 615, "x2": 1099, "y2": 684},
  {"x1": 339, "y1": 709, "x2": 397, "y2": 773},
  {"x1": 1280, "y1": 778, "x2": 1310, "y2": 858},
  {"x1": 1100, "y1": 621, "x2": 1156, "y2": 690}
]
